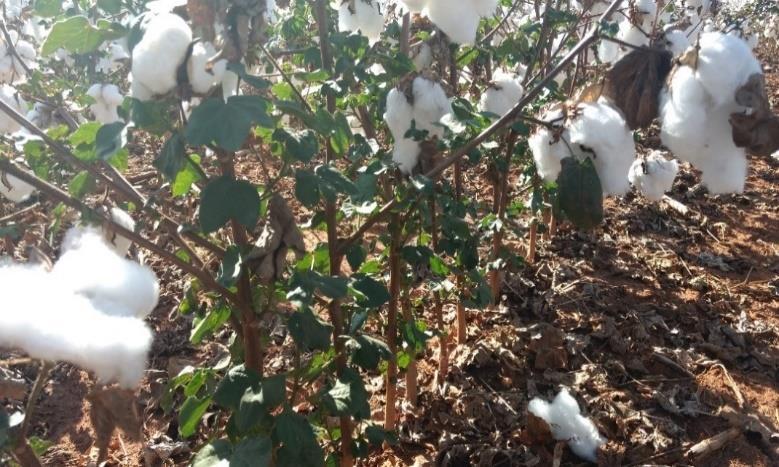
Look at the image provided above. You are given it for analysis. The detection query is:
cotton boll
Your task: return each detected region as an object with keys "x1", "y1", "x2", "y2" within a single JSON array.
[
  {"x1": 131, "y1": 13, "x2": 192, "y2": 97},
  {"x1": 412, "y1": 42, "x2": 433, "y2": 71},
  {"x1": 53, "y1": 227, "x2": 160, "y2": 319},
  {"x1": 0, "y1": 171, "x2": 36, "y2": 203},
  {"x1": 628, "y1": 152, "x2": 679, "y2": 201},
  {"x1": 424, "y1": 0, "x2": 481, "y2": 45},
  {"x1": 399, "y1": 0, "x2": 427, "y2": 13},
  {"x1": 568, "y1": 102, "x2": 636, "y2": 196},
  {"x1": 695, "y1": 32, "x2": 761, "y2": 107},
  {"x1": 222, "y1": 69, "x2": 240, "y2": 100},
  {"x1": 479, "y1": 69, "x2": 524, "y2": 117},
  {"x1": 338, "y1": 0, "x2": 385, "y2": 43},
  {"x1": 96, "y1": 41, "x2": 130, "y2": 74},
  {"x1": 187, "y1": 41, "x2": 227, "y2": 94},
  {"x1": 659, "y1": 69, "x2": 710, "y2": 166},
  {"x1": 392, "y1": 137, "x2": 422, "y2": 175},
  {"x1": 663, "y1": 29, "x2": 690, "y2": 56},
  {"x1": 597, "y1": 39, "x2": 620, "y2": 63},
  {"x1": 0, "y1": 84, "x2": 27, "y2": 133},
  {"x1": 411, "y1": 76, "x2": 451, "y2": 139},
  {"x1": 87, "y1": 83, "x2": 123, "y2": 124},
  {"x1": 130, "y1": 79, "x2": 153, "y2": 102},
  {"x1": 529, "y1": 107, "x2": 570, "y2": 183},
  {"x1": 105, "y1": 207, "x2": 136, "y2": 257},
  {"x1": 699, "y1": 150, "x2": 747, "y2": 194},
  {"x1": 384, "y1": 87, "x2": 415, "y2": 140},
  {"x1": 528, "y1": 388, "x2": 605, "y2": 462}
]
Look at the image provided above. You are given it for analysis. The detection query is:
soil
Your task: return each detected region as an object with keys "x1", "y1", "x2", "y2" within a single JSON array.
[{"x1": 1, "y1": 46, "x2": 778, "y2": 467}]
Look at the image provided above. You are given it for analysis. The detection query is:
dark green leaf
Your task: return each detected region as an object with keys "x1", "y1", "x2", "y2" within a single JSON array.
[
  {"x1": 178, "y1": 395, "x2": 211, "y2": 438},
  {"x1": 217, "y1": 246, "x2": 243, "y2": 288},
  {"x1": 192, "y1": 439, "x2": 232, "y2": 467},
  {"x1": 236, "y1": 374, "x2": 287, "y2": 432},
  {"x1": 345, "y1": 244, "x2": 366, "y2": 271},
  {"x1": 213, "y1": 365, "x2": 261, "y2": 410},
  {"x1": 273, "y1": 128, "x2": 318, "y2": 162},
  {"x1": 129, "y1": 98, "x2": 170, "y2": 135},
  {"x1": 350, "y1": 334, "x2": 392, "y2": 370},
  {"x1": 350, "y1": 275, "x2": 390, "y2": 308},
  {"x1": 155, "y1": 132, "x2": 186, "y2": 181},
  {"x1": 322, "y1": 369, "x2": 370, "y2": 420},
  {"x1": 199, "y1": 176, "x2": 261, "y2": 233},
  {"x1": 365, "y1": 425, "x2": 398, "y2": 446},
  {"x1": 294, "y1": 169, "x2": 320, "y2": 208},
  {"x1": 190, "y1": 304, "x2": 231, "y2": 344},
  {"x1": 95, "y1": 122, "x2": 126, "y2": 160},
  {"x1": 185, "y1": 96, "x2": 273, "y2": 151},
  {"x1": 288, "y1": 307, "x2": 333, "y2": 352},
  {"x1": 557, "y1": 157, "x2": 603, "y2": 230},
  {"x1": 231, "y1": 437, "x2": 272, "y2": 467},
  {"x1": 272, "y1": 410, "x2": 324, "y2": 467}
]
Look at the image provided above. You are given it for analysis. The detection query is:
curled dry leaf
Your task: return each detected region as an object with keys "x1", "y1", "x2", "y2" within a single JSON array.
[
  {"x1": 602, "y1": 48, "x2": 673, "y2": 130},
  {"x1": 248, "y1": 194, "x2": 305, "y2": 283}
]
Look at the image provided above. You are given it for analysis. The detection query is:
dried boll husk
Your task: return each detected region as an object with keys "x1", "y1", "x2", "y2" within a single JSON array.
[
  {"x1": 602, "y1": 47, "x2": 673, "y2": 129},
  {"x1": 248, "y1": 194, "x2": 305, "y2": 283},
  {"x1": 729, "y1": 73, "x2": 779, "y2": 157}
]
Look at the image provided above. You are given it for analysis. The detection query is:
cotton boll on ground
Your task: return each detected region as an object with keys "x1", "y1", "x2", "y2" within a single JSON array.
[
  {"x1": 131, "y1": 13, "x2": 192, "y2": 97},
  {"x1": 0, "y1": 263, "x2": 152, "y2": 388},
  {"x1": 0, "y1": 170, "x2": 36, "y2": 203},
  {"x1": 480, "y1": 69, "x2": 524, "y2": 117},
  {"x1": 628, "y1": 152, "x2": 679, "y2": 201},
  {"x1": 0, "y1": 84, "x2": 27, "y2": 133},
  {"x1": 187, "y1": 41, "x2": 228, "y2": 94},
  {"x1": 695, "y1": 32, "x2": 761, "y2": 107},
  {"x1": 53, "y1": 227, "x2": 160, "y2": 319},
  {"x1": 528, "y1": 388, "x2": 605, "y2": 462},
  {"x1": 337, "y1": 0, "x2": 385, "y2": 44}
]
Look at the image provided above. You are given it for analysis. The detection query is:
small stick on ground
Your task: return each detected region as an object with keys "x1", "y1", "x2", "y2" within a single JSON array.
[
  {"x1": 685, "y1": 427, "x2": 740, "y2": 461},
  {"x1": 662, "y1": 195, "x2": 689, "y2": 215}
]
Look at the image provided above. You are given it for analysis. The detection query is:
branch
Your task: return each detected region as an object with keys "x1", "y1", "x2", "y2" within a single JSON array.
[
  {"x1": 0, "y1": 18, "x2": 32, "y2": 77},
  {"x1": 0, "y1": 158, "x2": 239, "y2": 303},
  {"x1": 336, "y1": 0, "x2": 626, "y2": 256},
  {"x1": 259, "y1": 42, "x2": 313, "y2": 114}
]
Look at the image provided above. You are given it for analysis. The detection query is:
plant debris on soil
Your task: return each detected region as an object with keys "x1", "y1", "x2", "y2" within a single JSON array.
[{"x1": 2, "y1": 51, "x2": 778, "y2": 467}]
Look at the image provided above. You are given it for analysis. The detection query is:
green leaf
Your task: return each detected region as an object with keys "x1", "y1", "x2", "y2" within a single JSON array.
[
  {"x1": 350, "y1": 275, "x2": 390, "y2": 308},
  {"x1": 98, "y1": 0, "x2": 122, "y2": 14},
  {"x1": 273, "y1": 410, "x2": 324, "y2": 467},
  {"x1": 178, "y1": 395, "x2": 211, "y2": 438},
  {"x1": 190, "y1": 304, "x2": 231, "y2": 344},
  {"x1": 236, "y1": 374, "x2": 287, "y2": 432},
  {"x1": 155, "y1": 132, "x2": 187, "y2": 181},
  {"x1": 227, "y1": 62, "x2": 271, "y2": 90},
  {"x1": 231, "y1": 437, "x2": 272, "y2": 467},
  {"x1": 192, "y1": 439, "x2": 232, "y2": 467},
  {"x1": 95, "y1": 122, "x2": 127, "y2": 160},
  {"x1": 346, "y1": 244, "x2": 366, "y2": 271},
  {"x1": 172, "y1": 154, "x2": 202, "y2": 197},
  {"x1": 273, "y1": 128, "x2": 318, "y2": 162},
  {"x1": 68, "y1": 170, "x2": 95, "y2": 199},
  {"x1": 294, "y1": 169, "x2": 320, "y2": 208},
  {"x1": 557, "y1": 157, "x2": 603, "y2": 230},
  {"x1": 329, "y1": 112, "x2": 352, "y2": 156},
  {"x1": 322, "y1": 369, "x2": 370, "y2": 420},
  {"x1": 288, "y1": 307, "x2": 333, "y2": 352},
  {"x1": 364, "y1": 425, "x2": 398, "y2": 446},
  {"x1": 34, "y1": 0, "x2": 61, "y2": 17},
  {"x1": 349, "y1": 334, "x2": 392, "y2": 370},
  {"x1": 185, "y1": 96, "x2": 273, "y2": 151},
  {"x1": 213, "y1": 365, "x2": 261, "y2": 410},
  {"x1": 199, "y1": 176, "x2": 261, "y2": 233},
  {"x1": 217, "y1": 246, "x2": 243, "y2": 288},
  {"x1": 309, "y1": 272, "x2": 348, "y2": 299},
  {"x1": 315, "y1": 164, "x2": 357, "y2": 201},
  {"x1": 42, "y1": 16, "x2": 121, "y2": 55},
  {"x1": 129, "y1": 98, "x2": 170, "y2": 135},
  {"x1": 69, "y1": 122, "x2": 101, "y2": 148}
]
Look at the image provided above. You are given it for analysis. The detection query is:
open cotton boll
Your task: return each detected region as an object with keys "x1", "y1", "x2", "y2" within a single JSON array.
[
  {"x1": 663, "y1": 29, "x2": 690, "y2": 57},
  {"x1": 528, "y1": 388, "x2": 605, "y2": 462},
  {"x1": 87, "y1": 83, "x2": 123, "y2": 124},
  {"x1": 105, "y1": 207, "x2": 136, "y2": 257},
  {"x1": 53, "y1": 227, "x2": 160, "y2": 319},
  {"x1": 130, "y1": 79, "x2": 153, "y2": 102},
  {"x1": 529, "y1": 107, "x2": 570, "y2": 183},
  {"x1": 695, "y1": 32, "x2": 761, "y2": 107},
  {"x1": 568, "y1": 102, "x2": 636, "y2": 195},
  {"x1": 659, "y1": 69, "x2": 710, "y2": 166},
  {"x1": 399, "y1": 0, "x2": 427, "y2": 13},
  {"x1": 96, "y1": 41, "x2": 130, "y2": 74},
  {"x1": 411, "y1": 76, "x2": 451, "y2": 139},
  {"x1": 479, "y1": 69, "x2": 524, "y2": 117},
  {"x1": 0, "y1": 263, "x2": 152, "y2": 388},
  {"x1": 392, "y1": 137, "x2": 422, "y2": 175},
  {"x1": 222, "y1": 69, "x2": 240, "y2": 100},
  {"x1": 337, "y1": 0, "x2": 385, "y2": 43},
  {"x1": 0, "y1": 171, "x2": 36, "y2": 203},
  {"x1": 412, "y1": 42, "x2": 433, "y2": 71},
  {"x1": 0, "y1": 84, "x2": 27, "y2": 133},
  {"x1": 628, "y1": 152, "x2": 679, "y2": 201},
  {"x1": 385, "y1": 88, "x2": 420, "y2": 174},
  {"x1": 131, "y1": 13, "x2": 192, "y2": 97},
  {"x1": 424, "y1": 0, "x2": 481, "y2": 45},
  {"x1": 187, "y1": 41, "x2": 228, "y2": 94}
]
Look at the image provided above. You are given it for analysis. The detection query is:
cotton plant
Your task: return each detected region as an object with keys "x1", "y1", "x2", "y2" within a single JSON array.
[
  {"x1": 95, "y1": 41, "x2": 131, "y2": 74},
  {"x1": 336, "y1": 0, "x2": 386, "y2": 44},
  {"x1": 628, "y1": 151, "x2": 680, "y2": 201},
  {"x1": 403, "y1": 0, "x2": 498, "y2": 45},
  {"x1": 528, "y1": 388, "x2": 606, "y2": 462},
  {"x1": 660, "y1": 31, "x2": 762, "y2": 194}
]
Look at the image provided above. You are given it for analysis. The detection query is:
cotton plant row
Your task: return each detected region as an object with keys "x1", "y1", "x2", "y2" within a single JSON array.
[{"x1": 0, "y1": 220, "x2": 158, "y2": 388}]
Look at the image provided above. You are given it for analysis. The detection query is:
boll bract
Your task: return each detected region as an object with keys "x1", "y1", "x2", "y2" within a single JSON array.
[
  {"x1": 528, "y1": 388, "x2": 605, "y2": 462},
  {"x1": 130, "y1": 13, "x2": 193, "y2": 99},
  {"x1": 0, "y1": 84, "x2": 27, "y2": 133},
  {"x1": 628, "y1": 152, "x2": 679, "y2": 201},
  {"x1": 337, "y1": 0, "x2": 385, "y2": 44},
  {"x1": 479, "y1": 69, "x2": 524, "y2": 118},
  {"x1": 86, "y1": 83, "x2": 124, "y2": 124},
  {"x1": 0, "y1": 170, "x2": 36, "y2": 203}
]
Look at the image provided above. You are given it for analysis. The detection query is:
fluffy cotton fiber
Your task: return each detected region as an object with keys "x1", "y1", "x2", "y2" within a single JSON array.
[
  {"x1": 424, "y1": 0, "x2": 498, "y2": 45},
  {"x1": 131, "y1": 13, "x2": 192, "y2": 99},
  {"x1": 0, "y1": 170, "x2": 36, "y2": 203},
  {"x1": 0, "y1": 263, "x2": 152, "y2": 388},
  {"x1": 694, "y1": 32, "x2": 761, "y2": 107},
  {"x1": 0, "y1": 29, "x2": 36, "y2": 84},
  {"x1": 87, "y1": 83, "x2": 124, "y2": 124},
  {"x1": 337, "y1": 0, "x2": 385, "y2": 43},
  {"x1": 0, "y1": 84, "x2": 27, "y2": 133},
  {"x1": 106, "y1": 207, "x2": 136, "y2": 257},
  {"x1": 528, "y1": 388, "x2": 605, "y2": 462},
  {"x1": 187, "y1": 41, "x2": 228, "y2": 94},
  {"x1": 628, "y1": 152, "x2": 679, "y2": 201},
  {"x1": 479, "y1": 69, "x2": 524, "y2": 118},
  {"x1": 53, "y1": 227, "x2": 159, "y2": 319},
  {"x1": 529, "y1": 107, "x2": 569, "y2": 182}
]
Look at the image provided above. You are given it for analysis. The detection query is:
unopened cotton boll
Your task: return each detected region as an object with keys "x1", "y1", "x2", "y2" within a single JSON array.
[
  {"x1": 337, "y1": 0, "x2": 385, "y2": 43},
  {"x1": 0, "y1": 171, "x2": 36, "y2": 203},
  {"x1": 131, "y1": 13, "x2": 192, "y2": 97},
  {"x1": 187, "y1": 41, "x2": 228, "y2": 94},
  {"x1": 568, "y1": 101, "x2": 636, "y2": 196},
  {"x1": 628, "y1": 152, "x2": 679, "y2": 201},
  {"x1": 479, "y1": 69, "x2": 524, "y2": 117},
  {"x1": 528, "y1": 388, "x2": 605, "y2": 462},
  {"x1": 695, "y1": 32, "x2": 761, "y2": 107},
  {"x1": 0, "y1": 263, "x2": 152, "y2": 388},
  {"x1": 53, "y1": 227, "x2": 160, "y2": 319},
  {"x1": 0, "y1": 84, "x2": 27, "y2": 133}
]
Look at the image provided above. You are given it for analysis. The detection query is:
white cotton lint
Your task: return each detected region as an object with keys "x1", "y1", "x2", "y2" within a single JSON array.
[
  {"x1": 337, "y1": 0, "x2": 385, "y2": 43},
  {"x1": 628, "y1": 151, "x2": 679, "y2": 201},
  {"x1": 0, "y1": 170, "x2": 36, "y2": 203},
  {"x1": 528, "y1": 388, "x2": 605, "y2": 462},
  {"x1": 87, "y1": 83, "x2": 124, "y2": 124},
  {"x1": 0, "y1": 84, "x2": 26, "y2": 133},
  {"x1": 105, "y1": 207, "x2": 136, "y2": 257},
  {"x1": 411, "y1": 76, "x2": 451, "y2": 139},
  {"x1": 694, "y1": 32, "x2": 761, "y2": 108},
  {"x1": 187, "y1": 41, "x2": 228, "y2": 94},
  {"x1": 131, "y1": 13, "x2": 192, "y2": 97},
  {"x1": 0, "y1": 262, "x2": 153, "y2": 388},
  {"x1": 424, "y1": 0, "x2": 481, "y2": 45},
  {"x1": 479, "y1": 69, "x2": 524, "y2": 117}
]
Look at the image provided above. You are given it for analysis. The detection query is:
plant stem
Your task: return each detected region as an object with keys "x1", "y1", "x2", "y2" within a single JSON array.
[
  {"x1": 489, "y1": 131, "x2": 518, "y2": 305},
  {"x1": 527, "y1": 217, "x2": 538, "y2": 264},
  {"x1": 384, "y1": 212, "x2": 401, "y2": 430},
  {"x1": 429, "y1": 196, "x2": 448, "y2": 382},
  {"x1": 401, "y1": 286, "x2": 417, "y2": 407}
]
